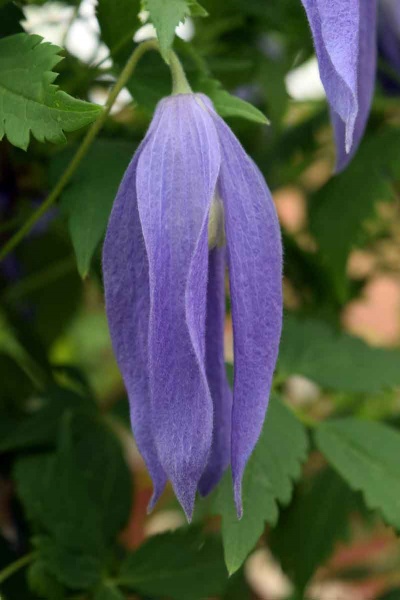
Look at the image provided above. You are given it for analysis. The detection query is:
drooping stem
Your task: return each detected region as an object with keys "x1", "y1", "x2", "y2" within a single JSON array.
[
  {"x1": 0, "y1": 552, "x2": 35, "y2": 584},
  {"x1": 0, "y1": 39, "x2": 160, "y2": 263},
  {"x1": 169, "y1": 49, "x2": 193, "y2": 95}
]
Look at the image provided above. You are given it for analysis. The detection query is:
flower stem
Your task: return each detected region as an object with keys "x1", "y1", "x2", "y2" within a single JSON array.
[
  {"x1": 169, "y1": 50, "x2": 192, "y2": 95},
  {"x1": 0, "y1": 552, "x2": 35, "y2": 584},
  {"x1": 0, "y1": 39, "x2": 160, "y2": 263}
]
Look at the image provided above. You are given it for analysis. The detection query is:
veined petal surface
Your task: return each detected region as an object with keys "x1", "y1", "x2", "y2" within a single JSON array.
[
  {"x1": 103, "y1": 138, "x2": 167, "y2": 508},
  {"x1": 211, "y1": 112, "x2": 283, "y2": 517},
  {"x1": 136, "y1": 94, "x2": 221, "y2": 519},
  {"x1": 301, "y1": 0, "x2": 377, "y2": 170},
  {"x1": 333, "y1": 0, "x2": 378, "y2": 170}
]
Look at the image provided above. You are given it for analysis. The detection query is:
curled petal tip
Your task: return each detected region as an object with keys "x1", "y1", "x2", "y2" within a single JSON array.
[
  {"x1": 147, "y1": 484, "x2": 166, "y2": 514},
  {"x1": 174, "y1": 485, "x2": 196, "y2": 523},
  {"x1": 234, "y1": 481, "x2": 243, "y2": 520},
  {"x1": 301, "y1": 0, "x2": 377, "y2": 169}
]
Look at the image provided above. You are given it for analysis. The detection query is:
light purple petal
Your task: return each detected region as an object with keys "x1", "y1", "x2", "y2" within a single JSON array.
[
  {"x1": 333, "y1": 0, "x2": 378, "y2": 170},
  {"x1": 301, "y1": 0, "x2": 377, "y2": 170},
  {"x1": 210, "y1": 113, "x2": 283, "y2": 517},
  {"x1": 198, "y1": 247, "x2": 232, "y2": 497},
  {"x1": 136, "y1": 94, "x2": 221, "y2": 519},
  {"x1": 103, "y1": 111, "x2": 168, "y2": 508}
]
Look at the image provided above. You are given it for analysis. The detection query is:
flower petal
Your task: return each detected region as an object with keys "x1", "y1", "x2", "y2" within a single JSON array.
[
  {"x1": 103, "y1": 144, "x2": 167, "y2": 509},
  {"x1": 211, "y1": 113, "x2": 283, "y2": 517},
  {"x1": 332, "y1": 0, "x2": 378, "y2": 170},
  {"x1": 136, "y1": 95, "x2": 221, "y2": 519},
  {"x1": 198, "y1": 247, "x2": 232, "y2": 497},
  {"x1": 301, "y1": 0, "x2": 377, "y2": 170}
]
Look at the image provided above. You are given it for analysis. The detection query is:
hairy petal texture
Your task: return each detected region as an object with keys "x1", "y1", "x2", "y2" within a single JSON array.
[
  {"x1": 301, "y1": 0, "x2": 377, "y2": 170},
  {"x1": 332, "y1": 0, "x2": 378, "y2": 170},
  {"x1": 136, "y1": 95, "x2": 221, "y2": 519},
  {"x1": 103, "y1": 145, "x2": 167, "y2": 508},
  {"x1": 198, "y1": 247, "x2": 232, "y2": 496},
  {"x1": 211, "y1": 113, "x2": 283, "y2": 517}
]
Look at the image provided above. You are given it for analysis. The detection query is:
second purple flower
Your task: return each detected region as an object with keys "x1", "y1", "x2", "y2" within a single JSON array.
[
  {"x1": 301, "y1": 0, "x2": 378, "y2": 171},
  {"x1": 103, "y1": 93, "x2": 282, "y2": 520}
]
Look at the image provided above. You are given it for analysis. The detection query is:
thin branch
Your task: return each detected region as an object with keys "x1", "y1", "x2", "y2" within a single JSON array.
[
  {"x1": 0, "y1": 39, "x2": 160, "y2": 263},
  {"x1": 0, "y1": 552, "x2": 35, "y2": 584}
]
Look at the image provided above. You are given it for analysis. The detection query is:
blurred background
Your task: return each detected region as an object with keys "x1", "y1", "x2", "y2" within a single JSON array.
[{"x1": 1, "y1": 1, "x2": 400, "y2": 599}]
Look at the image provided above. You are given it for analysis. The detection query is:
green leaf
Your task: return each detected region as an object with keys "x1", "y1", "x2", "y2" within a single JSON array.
[
  {"x1": 97, "y1": 0, "x2": 140, "y2": 62},
  {"x1": 52, "y1": 140, "x2": 135, "y2": 277},
  {"x1": 215, "y1": 396, "x2": 309, "y2": 574},
  {"x1": 94, "y1": 582, "x2": 125, "y2": 600},
  {"x1": 118, "y1": 529, "x2": 228, "y2": 599},
  {"x1": 197, "y1": 77, "x2": 269, "y2": 125},
  {"x1": 36, "y1": 535, "x2": 102, "y2": 592},
  {"x1": 15, "y1": 415, "x2": 105, "y2": 589},
  {"x1": 145, "y1": 0, "x2": 207, "y2": 61},
  {"x1": 378, "y1": 591, "x2": 400, "y2": 600},
  {"x1": 279, "y1": 314, "x2": 400, "y2": 393},
  {"x1": 28, "y1": 559, "x2": 65, "y2": 600},
  {"x1": 315, "y1": 418, "x2": 400, "y2": 531},
  {"x1": 14, "y1": 454, "x2": 53, "y2": 524},
  {"x1": 270, "y1": 467, "x2": 358, "y2": 593},
  {"x1": 310, "y1": 128, "x2": 400, "y2": 300},
  {"x1": 257, "y1": 59, "x2": 289, "y2": 126},
  {"x1": 0, "y1": 33, "x2": 102, "y2": 150},
  {"x1": 13, "y1": 411, "x2": 132, "y2": 590},
  {"x1": 67, "y1": 411, "x2": 133, "y2": 542},
  {"x1": 186, "y1": 0, "x2": 208, "y2": 16}
]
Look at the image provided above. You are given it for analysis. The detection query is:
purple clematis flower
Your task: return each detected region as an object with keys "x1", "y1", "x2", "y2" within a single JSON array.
[
  {"x1": 103, "y1": 93, "x2": 282, "y2": 520},
  {"x1": 300, "y1": 0, "x2": 378, "y2": 171}
]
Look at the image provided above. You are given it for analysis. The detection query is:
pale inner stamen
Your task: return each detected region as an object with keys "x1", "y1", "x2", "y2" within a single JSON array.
[{"x1": 208, "y1": 192, "x2": 226, "y2": 249}]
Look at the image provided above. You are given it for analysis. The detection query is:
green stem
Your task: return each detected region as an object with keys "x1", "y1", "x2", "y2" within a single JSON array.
[
  {"x1": 0, "y1": 552, "x2": 35, "y2": 584},
  {"x1": 169, "y1": 50, "x2": 192, "y2": 95},
  {"x1": 0, "y1": 39, "x2": 160, "y2": 264},
  {"x1": 91, "y1": 29, "x2": 140, "y2": 70}
]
